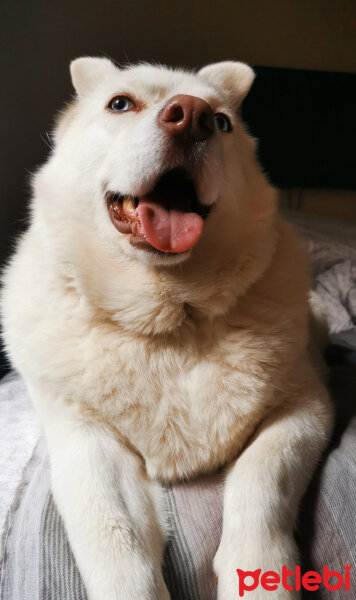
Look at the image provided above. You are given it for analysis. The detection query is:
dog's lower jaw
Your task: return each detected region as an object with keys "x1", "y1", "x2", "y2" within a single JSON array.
[{"x1": 120, "y1": 235, "x2": 193, "y2": 266}]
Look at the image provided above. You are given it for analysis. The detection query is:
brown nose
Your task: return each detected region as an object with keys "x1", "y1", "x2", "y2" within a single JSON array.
[{"x1": 158, "y1": 94, "x2": 214, "y2": 143}]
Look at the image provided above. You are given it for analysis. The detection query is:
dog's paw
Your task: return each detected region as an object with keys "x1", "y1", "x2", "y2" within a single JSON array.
[
  {"x1": 214, "y1": 535, "x2": 300, "y2": 599},
  {"x1": 88, "y1": 582, "x2": 170, "y2": 600},
  {"x1": 85, "y1": 563, "x2": 171, "y2": 600}
]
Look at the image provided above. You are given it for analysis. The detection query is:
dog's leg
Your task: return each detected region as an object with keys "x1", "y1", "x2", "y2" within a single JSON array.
[
  {"x1": 35, "y1": 392, "x2": 170, "y2": 600},
  {"x1": 214, "y1": 362, "x2": 333, "y2": 599}
]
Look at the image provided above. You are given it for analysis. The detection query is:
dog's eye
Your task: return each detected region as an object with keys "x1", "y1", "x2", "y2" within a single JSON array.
[
  {"x1": 107, "y1": 96, "x2": 134, "y2": 112},
  {"x1": 215, "y1": 113, "x2": 232, "y2": 133}
]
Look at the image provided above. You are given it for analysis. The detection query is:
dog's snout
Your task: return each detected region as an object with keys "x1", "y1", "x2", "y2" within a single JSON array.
[{"x1": 158, "y1": 94, "x2": 214, "y2": 143}]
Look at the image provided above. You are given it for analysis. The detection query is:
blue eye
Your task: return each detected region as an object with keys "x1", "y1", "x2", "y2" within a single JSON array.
[
  {"x1": 215, "y1": 113, "x2": 232, "y2": 133},
  {"x1": 108, "y1": 96, "x2": 134, "y2": 112}
]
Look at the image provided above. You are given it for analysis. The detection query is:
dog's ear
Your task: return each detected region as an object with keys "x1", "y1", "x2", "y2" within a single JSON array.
[
  {"x1": 70, "y1": 57, "x2": 117, "y2": 96},
  {"x1": 198, "y1": 61, "x2": 255, "y2": 108}
]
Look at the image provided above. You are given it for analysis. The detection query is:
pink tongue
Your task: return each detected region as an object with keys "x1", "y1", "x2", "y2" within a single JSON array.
[{"x1": 137, "y1": 198, "x2": 204, "y2": 253}]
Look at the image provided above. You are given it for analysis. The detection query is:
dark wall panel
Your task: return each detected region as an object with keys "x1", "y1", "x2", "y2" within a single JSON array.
[{"x1": 242, "y1": 67, "x2": 356, "y2": 190}]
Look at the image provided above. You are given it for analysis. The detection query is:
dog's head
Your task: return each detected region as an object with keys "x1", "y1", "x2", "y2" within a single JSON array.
[
  {"x1": 36, "y1": 58, "x2": 275, "y2": 262},
  {"x1": 33, "y1": 58, "x2": 277, "y2": 329}
]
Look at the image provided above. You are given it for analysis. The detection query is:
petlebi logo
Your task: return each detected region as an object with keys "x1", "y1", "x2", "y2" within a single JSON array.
[{"x1": 236, "y1": 564, "x2": 352, "y2": 597}]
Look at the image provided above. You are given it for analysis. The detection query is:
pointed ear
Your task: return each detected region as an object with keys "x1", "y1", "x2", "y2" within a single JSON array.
[
  {"x1": 70, "y1": 57, "x2": 118, "y2": 96},
  {"x1": 199, "y1": 61, "x2": 255, "y2": 108}
]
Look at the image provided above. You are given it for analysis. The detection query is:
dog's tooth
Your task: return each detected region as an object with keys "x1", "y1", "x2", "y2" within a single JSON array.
[{"x1": 123, "y1": 197, "x2": 136, "y2": 213}]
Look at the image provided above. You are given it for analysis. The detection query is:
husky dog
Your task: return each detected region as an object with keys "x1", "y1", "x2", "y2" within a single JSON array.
[{"x1": 1, "y1": 58, "x2": 333, "y2": 599}]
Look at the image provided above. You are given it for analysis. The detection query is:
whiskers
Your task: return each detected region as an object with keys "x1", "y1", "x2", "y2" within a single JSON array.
[{"x1": 40, "y1": 131, "x2": 54, "y2": 152}]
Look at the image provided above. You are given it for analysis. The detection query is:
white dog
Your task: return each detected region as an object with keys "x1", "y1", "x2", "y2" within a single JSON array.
[{"x1": 1, "y1": 57, "x2": 333, "y2": 599}]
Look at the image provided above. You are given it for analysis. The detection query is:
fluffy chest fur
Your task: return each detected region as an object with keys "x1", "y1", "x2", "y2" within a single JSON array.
[
  {"x1": 2, "y1": 216, "x2": 308, "y2": 483},
  {"x1": 74, "y1": 319, "x2": 274, "y2": 481}
]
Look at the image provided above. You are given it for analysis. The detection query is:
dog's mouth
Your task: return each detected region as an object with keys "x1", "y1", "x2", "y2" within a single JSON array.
[{"x1": 106, "y1": 168, "x2": 210, "y2": 254}]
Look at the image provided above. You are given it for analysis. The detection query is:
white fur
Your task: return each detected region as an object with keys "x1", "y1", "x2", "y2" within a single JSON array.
[{"x1": 1, "y1": 58, "x2": 333, "y2": 599}]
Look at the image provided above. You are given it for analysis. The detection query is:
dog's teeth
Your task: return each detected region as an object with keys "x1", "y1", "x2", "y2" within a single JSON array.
[{"x1": 123, "y1": 197, "x2": 136, "y2": 213}]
